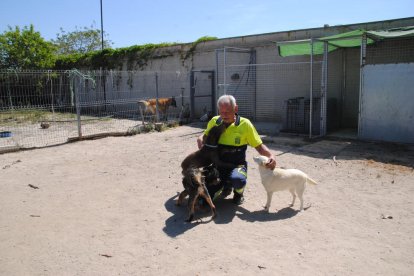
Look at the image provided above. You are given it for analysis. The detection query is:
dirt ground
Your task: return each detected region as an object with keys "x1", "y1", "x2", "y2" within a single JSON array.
[{"x1": 1, "y1": 123, "x2": 413, "y2": 275}]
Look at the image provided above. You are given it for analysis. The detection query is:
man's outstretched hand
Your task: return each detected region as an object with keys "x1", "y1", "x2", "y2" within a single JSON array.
[
  {"x1": 265, "y1": 157, "x2": 276, "y2": 170},
  {"x1": 197, "y1": 139, "x2": 203, "y2": 149}
]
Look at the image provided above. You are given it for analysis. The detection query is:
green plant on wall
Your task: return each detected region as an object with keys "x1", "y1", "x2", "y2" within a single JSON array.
[
  {"x1": 54, "y1": 36, "x2": 218, "y2": 70},
  {"x1": 181, "y1": 36, "x2": 218, "y2": 62},
  {"x1": 127, "y1": 71, "x2": 134, "y2": 89},
  {"x1": 54, "y1": 42, "x2": 178, "y2": 70},
  {"x1": 109, "y1": 70, "x2": 122, "y2": 89}
]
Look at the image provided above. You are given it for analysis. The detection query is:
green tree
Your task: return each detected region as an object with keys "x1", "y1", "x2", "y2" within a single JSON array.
[
  {"x1": 0, "y1": 24, "x2": 55, "y2": 69},
  {"x1": 52, "y1": 25, "x2": 112, "y2": 55}
]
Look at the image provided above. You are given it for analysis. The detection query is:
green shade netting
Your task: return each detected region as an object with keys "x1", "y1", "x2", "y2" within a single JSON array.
[
  {"x1": 278, "y1": 27, "x2": 414, "y2": 57},
  {"x1": 367, "y1": 26, "x2": 414, "y2": 38},
  {"x1": 277, "y1": 41, "x2": 336, "y2": 56}
]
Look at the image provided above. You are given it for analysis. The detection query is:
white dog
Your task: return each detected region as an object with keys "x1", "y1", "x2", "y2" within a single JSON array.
[{"x1": 253, "y1": 155, "x2": 317, "y2": 212}]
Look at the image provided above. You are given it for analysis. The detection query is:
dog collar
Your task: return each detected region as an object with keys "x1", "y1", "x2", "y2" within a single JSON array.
[
  {"x1": 203, "y1": 144, "x2": 218, "y2": 148},
  {"x1": 216, "y1": 114, "x2": 240, "y2": 126}
]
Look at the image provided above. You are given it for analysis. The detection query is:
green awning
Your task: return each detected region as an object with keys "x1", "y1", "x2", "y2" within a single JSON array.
[
  {"x1": 367, "y1": 26, "x2": 414, "y2": 39},
  {"x1": 277, "y1": 40, "x2": 337, "y2": 56},
  {"x1": 318, "y1": 29, "x2": 374, "y2": 47},
  {"x1": 278, "y1": 26, "x2": 414, "y2": 57}
]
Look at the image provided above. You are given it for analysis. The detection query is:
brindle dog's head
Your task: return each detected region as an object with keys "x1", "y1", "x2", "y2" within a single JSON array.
[
  {"x1": 203, "y1": 164, "x2": 220, "y2": 186},
  {"x1": 204, "y1": 123, "x2": 226, "y2": 146}
]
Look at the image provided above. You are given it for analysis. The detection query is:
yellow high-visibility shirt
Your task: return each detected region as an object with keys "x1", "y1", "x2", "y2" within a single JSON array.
[{"x1": 204, "y1": 115, "x2": 262, "y2": 148}]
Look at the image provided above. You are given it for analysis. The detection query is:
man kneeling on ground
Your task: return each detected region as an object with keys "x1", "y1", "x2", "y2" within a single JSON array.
[{"x1": 197, "y1": 95, "x2": 276, "y2": 205}]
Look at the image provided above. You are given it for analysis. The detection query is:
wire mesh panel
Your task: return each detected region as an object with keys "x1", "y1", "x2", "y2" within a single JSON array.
[
  {"x1": 221, "y1": 64, "x2": 256, "y2": 120},
  {"x1": 219, "y1": 61, "x2": 323, "y2": 135},
  {"x1": 156, "y1": 70, "x2": 189, "y2": 117},
  {"x1": 216, "y1": 47, "x2": 256, "y2": 119},
  {"x1": 0, "y1": 69, "x2": 188, "y2": 152},
  {"x1": 216, "y1": 46, "x2": 324, "y2": 137},
  {"x1": 0, "y1": 70, "x2": 77, "y2": 150},
  {"x1": 366, "y1": 37, "x2": 414, "y2": 65},
  {"x1": 255, "y1": 61, "x2": 322, "y2": 135}
]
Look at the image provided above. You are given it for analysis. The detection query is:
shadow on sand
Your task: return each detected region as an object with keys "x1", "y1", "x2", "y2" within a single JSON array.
[
  {"x1": 163, "y1": 194, "x2": 217, "y2": 237},
  {"x1": 237, "y1": 206, "x2": 310, "y2": 222},
  {"x1": 163, "y1": 194, "x2": 306, "y2": 237}
]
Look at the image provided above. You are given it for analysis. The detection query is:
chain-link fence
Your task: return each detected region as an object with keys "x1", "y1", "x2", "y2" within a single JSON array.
[
  {"x1": 0, "y1": 69, "x2": 189, "y2": 152},
  {"x1": 216, "y1": 47, "x2": 256, "y2": 119},
  {"x1": 366, "y1": 36, "x2": 414, "y2": 65},
  {"x1": 216, "y1": 47, "x2": 325, "y2": 137}
]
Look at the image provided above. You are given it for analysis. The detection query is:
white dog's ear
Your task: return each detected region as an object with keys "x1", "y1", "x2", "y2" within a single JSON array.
[{"x1": 254, "y1": 156, "x2": 268, "y2": 166}]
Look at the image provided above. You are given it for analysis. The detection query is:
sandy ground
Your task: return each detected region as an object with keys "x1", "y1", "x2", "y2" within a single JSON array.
[{"x1": 1, "y1": 124, "x2": 413, "y2": 276}]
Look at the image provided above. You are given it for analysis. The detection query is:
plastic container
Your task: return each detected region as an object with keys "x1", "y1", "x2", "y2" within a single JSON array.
[{"x1": 0, "y1": 131, "x2": 12, "y2": 138}]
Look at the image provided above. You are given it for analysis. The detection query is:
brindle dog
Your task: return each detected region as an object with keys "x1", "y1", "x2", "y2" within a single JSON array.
[
  {"x1": 177, "y1": 165, "x2": 220, "y2": 222},
  {"x1": 178, "y1": 123, "x2": 233, "y2": 222}
]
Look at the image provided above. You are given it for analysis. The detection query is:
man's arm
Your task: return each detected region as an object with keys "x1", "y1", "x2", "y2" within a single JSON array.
[
  {"x1": 197, "y1": 134, "x2": 207, "y2": 149},
  {"x1": 255, "y1": 143, "x2": 276, "y2": 170}
]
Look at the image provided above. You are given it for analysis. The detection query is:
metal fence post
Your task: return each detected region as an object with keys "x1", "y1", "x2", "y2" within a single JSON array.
[
  {"x1": 320, "y1": 41, "x2": 329, "y2": 136},
  {"x1": 223, "y1": 47, "x2": 227, "y2": 95},
  {"x1": 48, "y1": 70, "x2": 55, "y2": 116},
  {"x1": 181, "y1": 87, "x2": 184, "y2": 107},
  {"x1": 190, "y1": 71, "x2": 195, "y2": 120},
  {"x1": 75, "y1": 76, "x2": 82, "y2": 138},
  {"x1": 7, "y1": 75, "x2": 13, "y2": 109},
  {"x1": 358, "y1": 33, "x2": 367, "y2": 138},
  {"x1": 155, "y1": 72, "x2": 160, "y2": 122},
  {"x1": 309, "y1": 39, "x2": 314, "y2": 139},
  {"x1": 211, "y1": 71, "x2": 216, "y2": 116},
  {"x1": 215, "y1": 49, "x2": 220, "y2": 99}
]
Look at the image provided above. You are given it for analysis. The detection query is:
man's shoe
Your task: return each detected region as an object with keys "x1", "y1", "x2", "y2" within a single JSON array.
[{"x1": 232, "y1": 192, "x2": 244, "y2": 205}]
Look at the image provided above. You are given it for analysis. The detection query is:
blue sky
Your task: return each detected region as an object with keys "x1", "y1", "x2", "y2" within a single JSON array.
[{"x1": 1, "y1": 0, "x2": 413, "y2": 48}]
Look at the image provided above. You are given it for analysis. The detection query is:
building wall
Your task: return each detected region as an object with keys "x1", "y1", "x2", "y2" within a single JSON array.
[
  {"x1": 108, "y1": 17, "x2": 414, "y2": 134},
  {"x1": 360, "y1": 63, "x2": 414, "y2": 143},
  {"x1": 192, "y1": 18, "x2": 414, "y2": 127}
]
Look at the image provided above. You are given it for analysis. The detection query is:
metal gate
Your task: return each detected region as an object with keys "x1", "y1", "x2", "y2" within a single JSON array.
[{"x1": 190, "y1": 70, "x2": 215, "y2": 119}]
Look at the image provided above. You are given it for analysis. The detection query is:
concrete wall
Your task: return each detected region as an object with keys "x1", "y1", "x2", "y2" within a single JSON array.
[
  {"x1": 360, "y1": 63, "x2": 414, "y2": 143},
  {"x1": 97, "y1": 17, "x2": 414, "y2": 139}
]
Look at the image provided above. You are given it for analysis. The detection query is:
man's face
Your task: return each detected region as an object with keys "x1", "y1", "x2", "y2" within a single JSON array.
[{"x1": 218, "y1": 102, "x2": 238, "y2": 124}]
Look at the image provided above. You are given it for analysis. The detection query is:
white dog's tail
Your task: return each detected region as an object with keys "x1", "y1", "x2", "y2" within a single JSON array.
[
  {"x1": 306, "y1": 176, "x2": 318, "y2": 185},
  {"x1": 138, "y1": 100, "x2": 150, "y2": 107}
]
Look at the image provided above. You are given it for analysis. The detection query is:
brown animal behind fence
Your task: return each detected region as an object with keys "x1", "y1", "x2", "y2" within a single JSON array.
[{"x1": 138, "y1": 96, "x2": 177, "y2": 121}]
